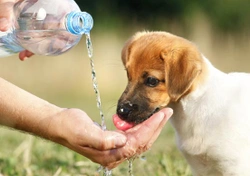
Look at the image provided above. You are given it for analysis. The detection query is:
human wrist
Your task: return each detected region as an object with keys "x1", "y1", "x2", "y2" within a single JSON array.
[
  {"x1": 43, "y1": 108, "x2": 71, "y2": 144},
  {"x1": 44, "y1": 108, "x2": 86, "y2": 145},
  {"x1": 14, "y1": 102, "x2": 63, "y2": 140}
]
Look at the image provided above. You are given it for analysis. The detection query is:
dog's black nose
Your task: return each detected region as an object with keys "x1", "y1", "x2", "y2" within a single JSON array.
[{"x1": 117, "y1": 102, "x2": 138, "y2": 120}]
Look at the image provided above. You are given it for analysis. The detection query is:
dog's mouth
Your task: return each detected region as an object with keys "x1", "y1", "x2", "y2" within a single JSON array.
[
  {"x1": 133, "y1": 107, "x2": 161, "y2": 124},
  {"x1": 113, "y1": 114, "x2": 135, "y2": 131},
  {"x1": 113, "y1": 107, "x2": 160, "y2": 131}
]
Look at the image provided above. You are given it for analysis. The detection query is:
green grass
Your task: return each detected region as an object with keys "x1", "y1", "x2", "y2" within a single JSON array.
[{"x1": 0, "y1": 123, "x2": 191, "y2": 176}]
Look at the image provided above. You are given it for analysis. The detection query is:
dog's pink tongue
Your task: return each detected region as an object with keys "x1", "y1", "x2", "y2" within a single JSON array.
[{"x1": 113, "y1": 114, "x2": 134, "y2": 131}]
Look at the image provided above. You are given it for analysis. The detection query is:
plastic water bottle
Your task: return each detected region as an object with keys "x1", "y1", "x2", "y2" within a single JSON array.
[{"x1": 0, "y1": 0, "x2": 93, "y2": 58}]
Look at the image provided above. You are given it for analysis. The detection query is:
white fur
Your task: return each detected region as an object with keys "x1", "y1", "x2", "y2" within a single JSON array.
[{"x1": 169, "y1": 56, "x2": 250, "y2": 176}]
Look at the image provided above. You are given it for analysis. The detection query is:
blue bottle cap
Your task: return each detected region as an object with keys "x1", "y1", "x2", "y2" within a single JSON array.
[{"x1": 66, "y1": 11, "x2": 94, "y2": 35}]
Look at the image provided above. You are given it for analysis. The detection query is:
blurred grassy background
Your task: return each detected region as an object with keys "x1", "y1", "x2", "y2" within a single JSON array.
[{"x1": 1, "y1": 0, "x2": 250, "y2": 175}]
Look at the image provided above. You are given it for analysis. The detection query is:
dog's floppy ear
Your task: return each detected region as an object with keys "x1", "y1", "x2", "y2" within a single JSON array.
[
  {"x1": 121, "y1": 38, "x2": 132, "y2": 66},
  {"x1": 121, "y1": 31, "x2": 149, "y2": 66},
  {"x1": 161, "y1": 46, "x2": 203, "y2": 102}
]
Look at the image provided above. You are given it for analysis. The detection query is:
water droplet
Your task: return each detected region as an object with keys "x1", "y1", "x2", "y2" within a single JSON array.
[
  {"x1": 140, "y1": 155, "x2": 147, "y2": 161},
  {"x1": 97, "y1": 166, "x2": 112, "y2": 176}
]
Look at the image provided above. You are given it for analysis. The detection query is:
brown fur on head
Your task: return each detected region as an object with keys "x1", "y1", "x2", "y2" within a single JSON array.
[{"x1": 116, "y1": 31, "x2": 206, "y2": 124}]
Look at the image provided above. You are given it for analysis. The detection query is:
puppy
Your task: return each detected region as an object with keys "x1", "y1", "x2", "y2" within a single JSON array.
[{"x1": 115, "y1": 31, "x2": 250, "y2": 176}]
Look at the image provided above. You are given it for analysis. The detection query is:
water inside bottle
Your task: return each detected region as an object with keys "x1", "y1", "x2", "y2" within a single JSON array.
[{"x1": 15, "y1": 29, "x2": 81, "y2": 56}]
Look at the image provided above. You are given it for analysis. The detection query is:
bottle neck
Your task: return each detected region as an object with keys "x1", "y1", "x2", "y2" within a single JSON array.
[{"x1": 65, "y1": 11, "x2": 93, "y2": 35}]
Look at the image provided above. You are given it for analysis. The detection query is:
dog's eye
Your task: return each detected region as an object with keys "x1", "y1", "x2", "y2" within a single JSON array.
[{"x1": 145, "y1": 77, "x2": 160, "y2": 87}]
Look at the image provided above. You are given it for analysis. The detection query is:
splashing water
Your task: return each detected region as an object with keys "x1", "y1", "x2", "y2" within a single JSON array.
[{"x1": 103, "y1": 167, "x2": 112, "y2": 176}]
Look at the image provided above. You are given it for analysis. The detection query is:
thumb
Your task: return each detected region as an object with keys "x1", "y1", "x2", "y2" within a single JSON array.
[{"x1": 90, "y1": 126, "x2": 127, "y2": 150}]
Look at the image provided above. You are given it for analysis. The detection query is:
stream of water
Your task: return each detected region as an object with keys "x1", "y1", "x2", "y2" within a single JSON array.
[
  {"x1": 85, "y1": 33, "x2": 106, "y2": 131},
  {"x1": 128, "y1": 158, "x2": 134, "y2": 176},
  {"x1": 85, "y1": 33, "x2": 134, "y2": 176},
  {"x1": 85, "y1": 33, "x2": 111, "y2": 175}
]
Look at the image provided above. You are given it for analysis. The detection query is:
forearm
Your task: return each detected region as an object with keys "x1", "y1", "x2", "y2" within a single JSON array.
[{"x1": 0, "y1": 77, "x2": 62, "y2": 140}]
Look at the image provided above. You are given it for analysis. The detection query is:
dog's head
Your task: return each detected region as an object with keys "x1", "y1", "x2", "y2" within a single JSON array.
[{"x1": 116, "y1": 31, "x2": 206, "y2": 124}]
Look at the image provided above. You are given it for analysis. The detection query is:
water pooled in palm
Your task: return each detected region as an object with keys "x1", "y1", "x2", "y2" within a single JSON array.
[{"x1": 85, "y1": 33, "x2": 106, "y2": 131}]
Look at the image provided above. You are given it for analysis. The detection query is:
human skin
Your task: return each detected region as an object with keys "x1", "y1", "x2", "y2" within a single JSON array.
[
  {"x1": 0, "y1": 77, "x2": 173, "y2": 168},
  {"x1": 0, "y1": 0, "x2": 173, "y2": 169},
  {"x1": 0, "y1": 0, "x2": 34, "y2": 60}
]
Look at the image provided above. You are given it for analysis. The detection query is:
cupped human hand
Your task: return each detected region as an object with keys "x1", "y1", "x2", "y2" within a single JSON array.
[
  {"x1": 48, "y1": 108, "x2": 128, "y2": 166},
  {"x1": 105, "y1": 108, "x2": 173, "y2": 169},
  {"x1": 48, "y1": 108, "x2": 172, "y2": 169},
  {"x1": 0, "y1": 0, "x2": 34, "y2": 60}
]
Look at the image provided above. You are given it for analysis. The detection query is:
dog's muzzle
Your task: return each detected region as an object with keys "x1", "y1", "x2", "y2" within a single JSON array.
[
  {"x1": 117, "y1": 102, "x2": 139, "y2": 122},
  {"x1": 116, "y1": 101, "x2": 161, "y2": 124}
]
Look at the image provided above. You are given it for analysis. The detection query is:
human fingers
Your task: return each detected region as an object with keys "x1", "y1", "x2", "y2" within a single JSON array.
[
  {"x1": 70, "y1": 109, "x2": 171, "y2": 170},
  {"x1": 71, "y1": 145, "x2": 125, "y2": 169},
  {"x1": 19, "y1": 50, "x2": 34, "y2": 61},
  {"x1": 86, "y1": 125, "x2": 127, "y2": 150},
  {"x1": 127, "y1": 108, "x2": 171, "y2": 135},
  {"x1": 143, "y1": 108, "x2": 173, "y2": 149},
  {"x1": 96, "y1": 112, "x2": 167, "y2": 167},
  {"x1": 123, "y1": 108, "x2": 172, "y2": 155},
  {"x1": 56, "y1": 108, "x2": 127, "y2": 151},
  {"x1": 0, "y1": 1, "x2": 18, "y2": 31},
  {"x1": 75, "y1": 109, "x2": 173, "y2": 169}
]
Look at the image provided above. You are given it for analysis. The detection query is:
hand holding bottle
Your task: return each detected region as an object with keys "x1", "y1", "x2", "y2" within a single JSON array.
[
  {"x1": 0, "y1": 0, "x2": 33, "y2": 60},
  {"x1": 0, "y1": 0, "x2": 93, "y2": 59}
]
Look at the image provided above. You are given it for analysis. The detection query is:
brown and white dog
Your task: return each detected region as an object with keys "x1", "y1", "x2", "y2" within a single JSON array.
[{"x1": 114, "y1": 31, "x2": 250, "y2": 176}]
